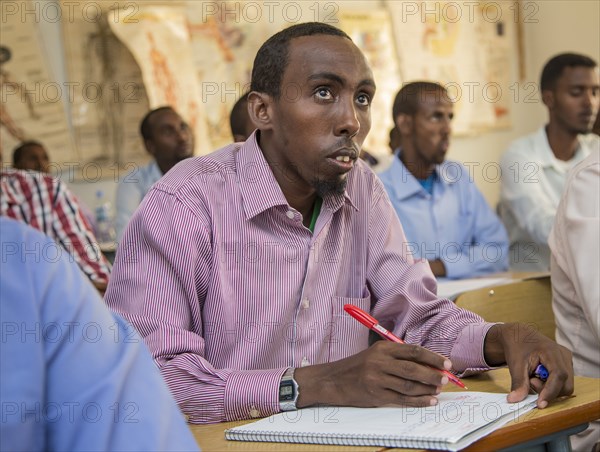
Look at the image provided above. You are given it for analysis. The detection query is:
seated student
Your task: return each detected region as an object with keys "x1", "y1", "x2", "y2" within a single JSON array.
[
  {"x1": 12, "y1": 140, "x2": 97, "y2": 233},
  {"x1": 549, "y1": 151, "x2": 599, "y2": 452},
  {"x1": 0, "y1": 163, "x2": 111, "y2": 292},
  {"x1": 229, "y1": 93, "x2": 256, "y2": 142},
  {"x1": 106, "y1": 22, "x2": 573, "y2": 424},
  {"x1": 0, "y1": 217, "x2": 199, "y2": 451},
  {"x1": 378, "y1": 82, "x2": 509, "y2": 279},
  {"x1": 12, "y1": 140, "x2": 50, "y2": 173},
  {"x1": 500, "y1": 53, "x2": 599, "y2": 271},
  {"x1": 116, "y1": 106, "x2": 193, "y2": 241}
]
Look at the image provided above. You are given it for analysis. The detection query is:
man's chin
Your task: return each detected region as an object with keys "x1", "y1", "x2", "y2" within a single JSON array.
[{"x1": 314, "y1": 175, "x2": 348, "y2": 197}]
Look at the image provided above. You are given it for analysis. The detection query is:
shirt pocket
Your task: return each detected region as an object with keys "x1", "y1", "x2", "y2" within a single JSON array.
[{"x1": 328, "y1": 288, "x2": 371, "y2": 362}]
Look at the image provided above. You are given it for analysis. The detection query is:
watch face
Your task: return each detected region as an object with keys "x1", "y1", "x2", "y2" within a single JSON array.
[
  {"x1": 280, "y1": 382, "x2": 295, "y2": 401},
  {"x1": 280, "y1": 385, "x2": 293, "y2": 397}
]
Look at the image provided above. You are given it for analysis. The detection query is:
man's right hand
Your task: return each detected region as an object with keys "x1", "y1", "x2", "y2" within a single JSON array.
[{"x1": 294, "y1": 341, "x2": 452, "y2": 409}]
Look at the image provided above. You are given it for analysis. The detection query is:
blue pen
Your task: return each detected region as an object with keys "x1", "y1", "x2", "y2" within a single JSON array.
[{"x1": 533, "y1": 364, "x2": 549, "y2": 381}]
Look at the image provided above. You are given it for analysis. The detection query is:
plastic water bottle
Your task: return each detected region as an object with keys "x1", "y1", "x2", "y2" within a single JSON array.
[{"x1": 94, "y1": 190, "x2": 116, "y2": 248}]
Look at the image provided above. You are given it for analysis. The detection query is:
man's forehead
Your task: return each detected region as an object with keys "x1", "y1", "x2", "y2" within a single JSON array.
[
  {"x1": 153, "y1": 110, "x2": 182, "y2": 126},
  {"x1": 418, "y1": 91, "x2": 453, "y2": 109},
  {"x1": 559, "y1": 66, "x2": 600, "y2": 85},
  {"x1": 286, "y1": 34, "x2": 373, "y2": 83}
]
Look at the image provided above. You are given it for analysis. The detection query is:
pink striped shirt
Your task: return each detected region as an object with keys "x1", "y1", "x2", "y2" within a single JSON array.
[
  {"x1": 1, "y1": 169, "x2": 111, "y2": 284},
  {"x1": 106, "y1": 134, "x2": 493, "y2": 424}
]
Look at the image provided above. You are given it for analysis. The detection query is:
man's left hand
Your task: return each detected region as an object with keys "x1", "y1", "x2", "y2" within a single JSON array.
[{"x1": 483, "y1": 323, "x2": 574, "y2": 409}]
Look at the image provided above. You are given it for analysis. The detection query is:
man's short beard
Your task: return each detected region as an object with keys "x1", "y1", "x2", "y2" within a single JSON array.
[{"x1": 313, "y1": 176, "x2": 347, "y2": 197}]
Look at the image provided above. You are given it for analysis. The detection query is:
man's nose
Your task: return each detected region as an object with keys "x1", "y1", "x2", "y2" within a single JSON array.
[
  {"x1": 584, "y1": 90, "x2": 599, "y2": 110},
  {"x1": 335, "y1": 98, "x2": 360, "y2": 137},
  {"x1": 178, "y1": 128, "x2": 191, "y2": 142},
  {"x1": 441, "y1": 117, "x2": 452, "y2": 135}
]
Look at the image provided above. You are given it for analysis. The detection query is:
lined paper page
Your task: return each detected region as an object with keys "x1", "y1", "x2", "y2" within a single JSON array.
[{"x1": 226, "y1": 392, "x2": 537, "y2": 450}]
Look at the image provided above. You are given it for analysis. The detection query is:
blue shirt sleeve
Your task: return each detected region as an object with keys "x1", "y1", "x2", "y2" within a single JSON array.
[{"x1": 0, "y1": 218, "x2": 200, "y2": 452}]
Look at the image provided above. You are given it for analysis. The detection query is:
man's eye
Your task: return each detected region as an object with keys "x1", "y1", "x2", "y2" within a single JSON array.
[
  {"x1": 316, "y1": 88, "x2": 333, "y2": 100},
  {"x1": 356, "y1": 94, "x2": 370, "y2": 106}
]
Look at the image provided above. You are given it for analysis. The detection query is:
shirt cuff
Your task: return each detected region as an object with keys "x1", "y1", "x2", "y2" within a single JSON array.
[
  {"x1": 450, "y1": 322, "x2": 498, "y2": 376},
  {"x1": 224, "y1": 368, "x2": 287, "y2": 421}
]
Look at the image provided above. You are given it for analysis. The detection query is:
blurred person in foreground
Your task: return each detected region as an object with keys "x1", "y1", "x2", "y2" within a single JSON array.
[
  {"x1": 549, "y1": 151, "x2": 600, "y2": 452},
  {"x1": 0, "y1": 217, "x2": 199, "y2": 451}
]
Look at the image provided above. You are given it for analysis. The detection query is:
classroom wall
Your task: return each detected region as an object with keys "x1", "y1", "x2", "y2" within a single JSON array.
[{"x1": 26, "y1": 1, "x2": 600, "y2": 211}]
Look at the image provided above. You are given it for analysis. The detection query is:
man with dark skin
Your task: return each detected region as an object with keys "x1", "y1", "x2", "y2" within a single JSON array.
[
  {"x1": 379, "y1": 83, "x2": 508, "y2": 279},
  {"x1": 115, "y1": 106, "x2": 193, "y2": 240},
  {"x1": 107, "y1": 23, "x2": 572, "y2": 422},
  {"x1": 12, "y1": 140, "x2": 50, "y2": 173},
  {"x1": 500, "y1": 53, "x2": 599, "y2": 271},
  {"x1": 141, "y1": 107, "x2": 193, "y2": 175}
]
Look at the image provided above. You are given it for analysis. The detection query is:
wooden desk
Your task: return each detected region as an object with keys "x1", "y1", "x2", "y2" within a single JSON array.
[
  {"x1": 189, "y1": 369, "x2": 599, "y2": 451},
  {"x1": 454, "y1": 276, "x2": 556, "y2": 340}
]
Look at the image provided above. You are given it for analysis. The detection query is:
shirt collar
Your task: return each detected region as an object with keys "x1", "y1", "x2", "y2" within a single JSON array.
[
  {"x1": 534, "y1": 126, "x2": 587, "y2": 172},
  {"x1": 385, "y1": 149, "x2": 454, "y2": 201},
  {"x1": 236, "y1": 132, "x2": 357, "y2": 221}
]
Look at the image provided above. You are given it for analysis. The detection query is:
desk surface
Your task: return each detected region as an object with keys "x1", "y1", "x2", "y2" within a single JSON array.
[{"x1": 189, "y1": 368, "x2": 600, "y2": 452}]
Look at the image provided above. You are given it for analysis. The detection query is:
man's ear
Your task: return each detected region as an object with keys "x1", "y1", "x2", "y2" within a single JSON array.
[
  {"x1": 395, "y1": 113, "x2": 413, "y2": 136},
  {"x1": 542, "y1": 89, "x2": 555, "y2": 109},
  {"x1": 247, "y1": 91, "x2": 274, "y2": 130}
]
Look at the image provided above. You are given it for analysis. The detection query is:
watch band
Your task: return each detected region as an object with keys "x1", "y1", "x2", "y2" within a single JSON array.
[{"x1": 279, "y1": 368, "x2": 299, "y2": 411}]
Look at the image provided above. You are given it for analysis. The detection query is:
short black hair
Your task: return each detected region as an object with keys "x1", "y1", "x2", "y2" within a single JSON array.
[
  {"x1": 229, "y1": 93, "x2": 249, "y2": 137},
  {"x1": 540, "y1": 53, "x2": 597, "y2": 91},
  {"x1": 140, "y1": 106, "x2": 176, "y2": 141},
  {"x1": 12, "y1": 140, "x2": 45, "y2": 166},
  {"x1": 392, "y1": 81, "x2": 448, "y2": 121},
  {"x1": 251, "y1": 22, "x2": 351, "y2": 99}
]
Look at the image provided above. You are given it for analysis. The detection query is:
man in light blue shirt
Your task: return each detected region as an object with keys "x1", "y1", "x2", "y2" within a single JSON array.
[
  {"x1": 116, "y1": 106, "x2": 193, "y2": 240},
  {"x1": 379, "y1": 82, "x2": 508, "y2": 279},
  {"x1": 0, "y1": 217, "x2": 200, "y2": 451}
]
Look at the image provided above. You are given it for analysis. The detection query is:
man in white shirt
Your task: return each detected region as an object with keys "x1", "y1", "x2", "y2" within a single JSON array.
[
  {"x1": 549, "y1": 151, "x2": 599, "y2": 451},
  {"x1": 115, "y1": 107, "x2": 193, "y2": 240},
  {"x1": 500, "y1": 53, "x2": 599, "y2": 271}
]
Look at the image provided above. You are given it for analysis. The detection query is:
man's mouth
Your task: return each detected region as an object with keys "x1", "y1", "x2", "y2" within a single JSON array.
[
  {"x1": 335, "y1": 155, "x2": 352, "y2": 163},
  {"x1": 327, "y1": 148, "x2": 358, "y2": 172}
]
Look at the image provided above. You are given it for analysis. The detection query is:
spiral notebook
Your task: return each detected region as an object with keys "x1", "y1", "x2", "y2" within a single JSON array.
[{"x1": 226, "y1": 392, "x2": 537, "y2": 451}]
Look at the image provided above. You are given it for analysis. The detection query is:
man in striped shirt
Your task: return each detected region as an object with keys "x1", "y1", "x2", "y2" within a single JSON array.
[
  {"x1": 1, "y1": 168, "x2": 111, "y2": 291},
  {"x1": 106, "y1": 22, "x2": 573, "y2": 424}
]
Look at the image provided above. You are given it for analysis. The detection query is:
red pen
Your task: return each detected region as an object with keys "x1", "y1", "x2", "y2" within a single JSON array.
[{"x1": 344, "y1": 304, "x2": 467, "y2": 389}]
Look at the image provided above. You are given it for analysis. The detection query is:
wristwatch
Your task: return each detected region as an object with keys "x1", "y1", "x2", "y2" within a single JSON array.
[{"x1": 279, "y1": 368, "x2": 299, "y2": 411}]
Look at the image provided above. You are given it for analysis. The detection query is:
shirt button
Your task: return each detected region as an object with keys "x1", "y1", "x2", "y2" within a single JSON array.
[
  {"x1": 301, "y1": 357, "x2": 310, "y2": 367},
  {"x1": 286, "y1": 210, "x2": 295, "y2": 219},
  {"x1": 249, "y1": 406, "x2": 261, "y2": 418},
  {"x1": 301, "y1": 298, "x2": 310, "y2": 309}
]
